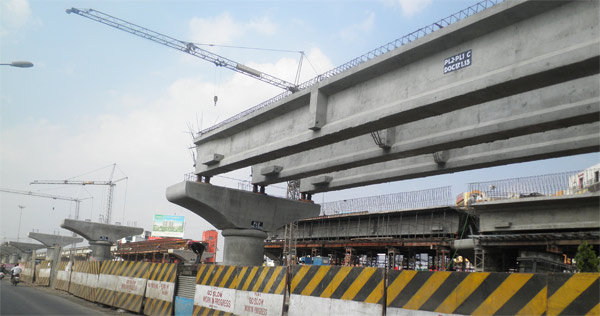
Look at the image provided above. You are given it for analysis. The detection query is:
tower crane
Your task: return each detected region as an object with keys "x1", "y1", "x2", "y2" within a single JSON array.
[
  {"x1": 66, "y1": 7, "x2": 304, "y2": 200},
  {"x1": 31, "y1": 164, "x2": 127, "y2": 224},
  {"x1": 0, "y1": 188, "x2": 92, "y2": 221},
  {"x1": 65, "y1": 7, "x2": 299, "y2": 93}
]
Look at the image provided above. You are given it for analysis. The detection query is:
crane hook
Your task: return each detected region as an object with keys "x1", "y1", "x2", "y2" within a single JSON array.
[{"x1": 213, "y1": 95, "x2": 218, "y2": 106}]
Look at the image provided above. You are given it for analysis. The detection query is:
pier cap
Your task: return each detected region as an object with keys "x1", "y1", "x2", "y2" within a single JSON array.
[
  {"x1": 6, "y1": 241, "x2": 45, "y2": 252},
  {"x1": 60, "y1": 219, "x2": 143, "y2": 242},
  {"x1": 166, "y1": 181, "x2": 320, "y2": 231},
  {"x1": 27, "y1": 232, "x2": 83, "y2": 247}
]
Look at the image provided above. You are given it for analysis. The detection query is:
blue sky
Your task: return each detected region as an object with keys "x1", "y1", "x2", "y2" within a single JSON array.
[{"x1": 1, "y1": 0, "x2": 598, "y2": 258}]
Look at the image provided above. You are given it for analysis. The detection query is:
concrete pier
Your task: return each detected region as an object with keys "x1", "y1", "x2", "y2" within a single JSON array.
[
  {"x1": 27, "y1": 232, "x2": 83, "y2": 260},
  {"x1": 7, "y1": 241, "x2": 44, "y2": 262},
  {"x1": 167, "y1": 181, "x2": 320, "y2": 265},
  {"x1": 60, "y1": 219, "x2": 143, "y2": 261}
]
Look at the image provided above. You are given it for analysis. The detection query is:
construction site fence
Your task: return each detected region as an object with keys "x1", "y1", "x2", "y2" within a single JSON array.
[{"x1": 15, "y1": 260, "x2": 599, "y2": 316}]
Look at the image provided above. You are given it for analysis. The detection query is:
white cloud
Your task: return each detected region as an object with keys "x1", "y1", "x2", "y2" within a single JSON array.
[
  {"x1": 188, "y1": 12, "x2": 277, "y2": 45},
  {"x1": 188, "y1": 12, "x2": 242, "y2": 45},
  {"x1": 340, "y1": 11, "x2": 375, "y2": 41},
  {"x1": 248, "y1": 16, "x2": 276, "y2": 36},
  {"x1": 0, "y1": 0, "x2": 32, "y2": 36},
  {"x1": 397, "y1": 0, "x2": 432, "y2": 17}
]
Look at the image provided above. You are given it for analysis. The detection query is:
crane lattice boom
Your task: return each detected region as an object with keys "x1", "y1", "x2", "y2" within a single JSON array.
[
  {"x1": 66, "y1": 7, "x2": 298, "y2": 92},
  {"x1": 0, "y1": 188, "x2": 91, "y2": 221}
]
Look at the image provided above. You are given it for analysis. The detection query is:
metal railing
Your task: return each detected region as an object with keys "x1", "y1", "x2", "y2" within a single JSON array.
[
  {"x1": 199, "y1": 0, "x2": 504, "y2": 135},
  {"x1": 467, "y1": 168, "x2": 600, "y2": 202},
  {"x1": 320, "y1": 186, "x2": 453, "y2": 216}
]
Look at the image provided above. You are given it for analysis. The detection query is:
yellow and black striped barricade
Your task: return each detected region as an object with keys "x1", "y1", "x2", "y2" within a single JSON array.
[
  {"x1": 95, "y1": 260, "x2": 121, "y2": 306},
  {"x1": 69, "y1": 261, "x2": 100, "y2": 302},
  {"x1": 69, "y1": 261, "x2": 87, "y2": 299},
  {"x1": 35, "y1": 260, "x2": 52, "y2": 286},
  {"x1": 112, "y1": 261, "x2": 150, "y2": 313},
  {"x1": 547, "y1": 273, "x2": 599, "y2": 316},
  {"x1": 193, "y1": 264, "x2": 239, "y2": 315},
  {"x1": 20, "y1": 262, "x2": 34, "y2": 283},
  {"x1": 143, "y1": 262, "x2": 177, "y2": 316},
  {"x1": 289, "y1": 266, "x2": 384, "y2": 316},
  {"x1": 54, "y1": 261, "x2": 72, "y2": 292},
  {"x1": 387, "y1": 271, "x2": 548, "y2": 316},
  {"x1": 234, "y1": 266, "x2": 287, "y2": 316}
]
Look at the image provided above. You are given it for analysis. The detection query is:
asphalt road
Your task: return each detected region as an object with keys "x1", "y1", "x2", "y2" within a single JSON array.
[{"x1": 0, "y1": 278, "x2": 131, "y2": 315}]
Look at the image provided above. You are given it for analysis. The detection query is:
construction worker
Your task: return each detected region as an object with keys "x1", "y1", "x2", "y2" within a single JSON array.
[{"x1": 187, "y1": 240, "x2": 206, "y2": 264}]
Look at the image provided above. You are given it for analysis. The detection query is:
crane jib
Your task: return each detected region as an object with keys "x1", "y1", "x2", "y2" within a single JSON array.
[{"x1": 66, "y1": 7, "x2": 298, "y2": 92}]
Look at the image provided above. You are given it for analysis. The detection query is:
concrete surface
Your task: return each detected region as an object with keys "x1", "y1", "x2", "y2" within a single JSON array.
[
  {"x1": 27, "y1": 232, "x2": 83, "y2": 247},
  {"x1": 253, "y1": 76, "x2": 599, "y2": 185},
  {"x1": 6, "y1": 241, "x2": 45, "y2": 262},
  {"x1": 166, "y1": 181, "x2": 320, "y2": 265},
  {"x1": 299, "y1": 122, "x2": 599, "y2": 193},
  {"x1": 472, "y1": 192, "x2": 600, "y2": 232},
  {"x1": 193, "y1": 0, "x2": 598, "y2": 177},
  {"x1": 166, "y1": 181, "x2": 320, "y2": 231},
  {"x1": 60, "y1": 219, "x2": 143, "y2": 261}
]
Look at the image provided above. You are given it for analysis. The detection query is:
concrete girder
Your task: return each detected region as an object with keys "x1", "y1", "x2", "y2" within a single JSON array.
[
  {"x1": 252, "y1": 76, "x2": 599, "y2": 185},
  {"x1": 299, "y1": 122, "x2": 599, "y2": 193},
  {"x1": 472, "y1": 193, "x2": 600, "y2": 233},
  {"x1": 194, "y1": 0, "x2": 598, "y2": 177},
  {"x1": 166, "y1": 181, "x2": 320, "y2": 265}
]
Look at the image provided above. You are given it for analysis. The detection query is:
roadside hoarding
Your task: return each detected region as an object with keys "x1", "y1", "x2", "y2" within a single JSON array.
[{"x1": 152, "y1": 214, "x2": 184, "y2": 238}]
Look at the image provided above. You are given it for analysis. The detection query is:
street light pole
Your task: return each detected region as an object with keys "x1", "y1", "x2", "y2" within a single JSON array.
[
  {"x1": 0, "y1": 61, "x2": 34, "y2": 68},
  {"x1": 17, "y1": 205, "x2": 25, "y2": 242}
]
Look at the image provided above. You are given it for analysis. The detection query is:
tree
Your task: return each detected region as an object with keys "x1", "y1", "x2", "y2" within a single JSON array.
[{"x1": 574, "y1": 241, "x2": 600, "y2": 272}]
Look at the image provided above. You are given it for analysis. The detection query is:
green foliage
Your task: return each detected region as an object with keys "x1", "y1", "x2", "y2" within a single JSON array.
[{"x1": 574, "y1": 241, "x2": 600, "y2": 272}]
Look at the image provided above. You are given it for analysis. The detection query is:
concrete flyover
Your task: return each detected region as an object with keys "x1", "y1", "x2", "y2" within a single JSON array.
[
  {"x1": 253, "y1": 76, "x2": 599, "y2": 188},
  {"x1": 298, "y1": 122, "x2": 599, "y2": 193},
  {"x1": 170, "y1": 0, "x2": 599, "y2": 266},
  {"x1": 60, "y1": 219, "x2": 143, "y2": 261},
  {"x1": 193, "y1": 0, "x2": 598, "y2": 179}
]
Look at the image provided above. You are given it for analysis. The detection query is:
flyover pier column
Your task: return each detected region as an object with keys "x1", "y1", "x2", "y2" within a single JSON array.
[
  {"x1": 167, "y1": 181, "x2": 320, "y2": 266},
  {"x1": 9, "y1": 254, "x2": 19, "y2": 264},
  {"x1": 222, "y1": 229, "x2": 268, "y2": 266},
  {"x1": 88, "y1": 241, "x2": 112, "y2": 261}
]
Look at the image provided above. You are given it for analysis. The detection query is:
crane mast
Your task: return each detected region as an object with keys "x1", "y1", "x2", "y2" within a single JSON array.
[{"x1": 66, "y1": 7, "x2": 298, "y2": 92}]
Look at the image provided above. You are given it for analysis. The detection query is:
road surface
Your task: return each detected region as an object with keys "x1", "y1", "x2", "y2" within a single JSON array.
[{"x1": 0, "y1": 278, "x2": 131, "y2": 315}]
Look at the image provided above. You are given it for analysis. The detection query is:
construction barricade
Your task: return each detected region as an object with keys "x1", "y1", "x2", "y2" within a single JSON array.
[
  {"x1": 143, "y1": 262, "x2": 177, "y2": 316},
  {"x1": 547, "y1": 273, "x2": 599, "y2": 316},
  {"x1": 288, "y1": 266, "x2": 384, "y2": 316},
  {"x1": 54, "y1": 261, "x2": 72, "y2": 292},
  {"x1": 386, "y1": 271, "x2": 548, "y2": 316},
  {"x1": 235, "y1": 265, "x2": 287, "y2": 316},
  {"x1": 112, "y1": 261, "x2": 150, "y2": 314},
  {"x1": 35, "y1": 260, "x2": 52, "y2": 286},
  {"x1": 69, "y1": 261, "x2": 100, "y2": 302},
  {"x1": 95, "y1": 260, "x2": 120, "y2": 306},
  {"x1": 20, "y1": 262, "x2": 34, "y2": 283},
  {"x1": 193, "y1": 265, "x2": 239, "y2": 315}
]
